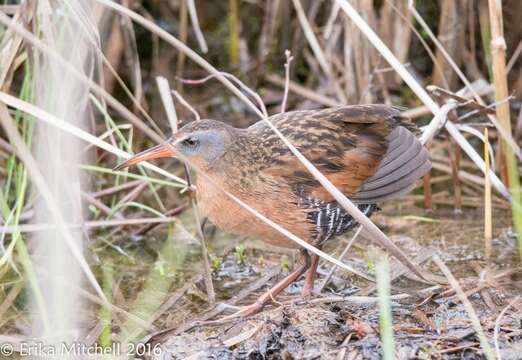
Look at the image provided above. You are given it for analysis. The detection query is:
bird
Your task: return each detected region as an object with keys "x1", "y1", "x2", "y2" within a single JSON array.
[{"x1": 114, "y1": 105, "x2": 431, "y2": 317}]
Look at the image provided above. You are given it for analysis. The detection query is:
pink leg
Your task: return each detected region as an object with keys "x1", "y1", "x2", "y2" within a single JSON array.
[
  {"x1": 231, "y1": 250, "x2": 311, "y2": 317},
  {"x1": 301, "y1": 253, "x2": 319, "y2": 298}
]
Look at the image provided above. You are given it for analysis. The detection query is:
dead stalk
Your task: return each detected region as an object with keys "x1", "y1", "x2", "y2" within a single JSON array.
[
  {"x1": 484, "y1": 128, "x2": 492, "y2": 261},
  {"x1": 171, "y1": 90, "x2": 201, "y2": 121},
  {"x1": 281, "y1": 50, "x2": 293, "y2": 113},
  {"x1": 493, "y1": 296, "x2": 520, "y2": 359},
  {"x1": 433, "y1": 256, "x2": 495, "y2": 360}
]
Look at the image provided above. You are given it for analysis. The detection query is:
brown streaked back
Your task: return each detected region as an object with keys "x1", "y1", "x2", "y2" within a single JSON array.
[{"x1": 245, "y1": 104, "x2": 430, "y2": 204}]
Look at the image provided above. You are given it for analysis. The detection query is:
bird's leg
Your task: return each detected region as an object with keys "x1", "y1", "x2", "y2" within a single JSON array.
[
  {"x1": 227, "y1": 250, "x2": 311, "y2": 318},
  {"x1": 301, "y1": 253, "x2": 319, "y2": 298}
]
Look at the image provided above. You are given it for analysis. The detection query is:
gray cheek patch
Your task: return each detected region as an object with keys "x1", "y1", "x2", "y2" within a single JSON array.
[{"x1": 192, "y1": 131, "x2": 225, "y2": 165}]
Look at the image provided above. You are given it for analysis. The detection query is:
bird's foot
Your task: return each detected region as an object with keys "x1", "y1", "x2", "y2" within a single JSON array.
[{"x1": 301, "y1": 284, "x2": 314, "y2": 299}]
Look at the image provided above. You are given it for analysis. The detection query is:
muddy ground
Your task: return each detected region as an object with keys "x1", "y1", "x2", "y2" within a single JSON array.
[{"x1": 141, "y1": 208, "x2": 521, "y2": 360}]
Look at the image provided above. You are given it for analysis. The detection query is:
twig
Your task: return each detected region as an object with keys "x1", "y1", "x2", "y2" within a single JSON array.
[
  {"x1": 280, "y1": 50, "x2": 293, "y2": 113},
  {"x1": 177, "y1": 72, "x2": 268, "y2": 118},
  {"x1": 291, "y1": 0, "x2": 347, "y2": 104},
  {"x1": 171, "y1": 90, "x2": 200, "y2": 121},
  {"x1": 433, "y1": 255, "x2": 495, "y2": 360},
  {"x1": 133, "y1": 203, "x2": 188, "y2": 236},
  {"x1": 457, "y1": 95, "x2": 514, "y2": 122},
  {"x1": 186, "y1": 0, "x2": 208, "y2": 53},
  {"x1": 506, "y1": 38, "x2": 522, "y2": 73},
  {"x1": 81, "y1": 191, "x2": 124, "y2": 220},
  {"x1": 494, "y1": 296, "x2": 520, "y2": 359},
  {"x1": 265, "y1": 73, "x2": 341, "y2": 107},
  {"x1": 91, "y1": 180, "x2": 143, "y2": 198}
]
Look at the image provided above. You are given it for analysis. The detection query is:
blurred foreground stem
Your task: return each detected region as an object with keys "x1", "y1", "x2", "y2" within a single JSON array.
[{"x1": 375, "y1": 254, "x2": 395, "y2": 360}]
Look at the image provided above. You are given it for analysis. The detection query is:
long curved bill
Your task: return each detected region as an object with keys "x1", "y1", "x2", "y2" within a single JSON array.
[{"x1": 113, "y1": 142, "x2": 175, "y2": 171}]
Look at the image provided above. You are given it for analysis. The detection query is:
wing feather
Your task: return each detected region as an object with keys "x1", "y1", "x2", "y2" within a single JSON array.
[{"x1": 250, "y1": 105, "x2": 429, "y2": 205}]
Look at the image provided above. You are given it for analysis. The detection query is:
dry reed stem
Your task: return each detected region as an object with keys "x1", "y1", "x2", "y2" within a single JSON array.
[
  {"x1": 487, "y1": 0, "x2": 522, "y2": 259},
  {"x1": 487, "y1": 4, "x2": 513, "y2": 178},
  {"x1": 171, "y1": 90, "x2": 201, "y2": 121},
  {"x1": 176, "y1": 0, "x2": 188, "y2": 92},
  {"x1": 187, "y1": 0, "x2": 208, "y2": 53},
  {"x1": 265, "y1": 73, "x2": 341, "y2": 107},
  {"x1": 178, "y1": 72, "x2": 268, "y2": 118},
  {"x1": 0, "y1": 104, "x2": 108, "y2": 305},
  {"x1": 156, "y1": 76, "x2": 178, "y2": 134},
  {"x1": 484, "y1": 128, "x2": 492, "y2": 260},
  {"x1": 433, "y1": 256, "x2": 495, "y2": 360},
  {"x1": 0, "y1": 216, "x2": 181, "y2": 234},
  {"x1": 280, "y1": 50, "x2": 293, "y2": 113},
  {"x1": 291, "y1": 0, "x2": 347, "y2": 104},
  {"x1": 96, "y1": 0, "x2": 430, "y2": 282},
  {"x1": 493, "y1": 296, "x2": 519, "y2": 359},
  {"x1": 451, "y1": 139, "x2": 463, "y2": 212}
]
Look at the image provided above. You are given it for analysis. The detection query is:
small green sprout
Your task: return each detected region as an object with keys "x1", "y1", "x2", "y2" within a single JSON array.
[
  {"x1": 209, "y1": 253, "x2": 222, "y2": 271},
  {"x1": 280, "y1": 255, "x2": 289, "y2": 271},
  {"x1": 234, "y1": 244, "x2": 246, "y2": 265}
]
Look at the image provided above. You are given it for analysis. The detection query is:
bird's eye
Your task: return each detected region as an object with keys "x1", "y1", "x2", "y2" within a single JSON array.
[{"x1": 182, "y1": 137, "x2": 199, "y2": 147}]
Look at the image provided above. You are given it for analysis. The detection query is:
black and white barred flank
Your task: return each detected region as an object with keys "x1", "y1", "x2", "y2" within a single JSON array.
[{"x1": 298, "y1": 191, "x2": 377, "y2": 245}]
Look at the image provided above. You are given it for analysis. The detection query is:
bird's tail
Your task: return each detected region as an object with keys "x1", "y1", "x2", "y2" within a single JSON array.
[{"x1": 350, "y1": 125, "x2": 431, "y2": 203}]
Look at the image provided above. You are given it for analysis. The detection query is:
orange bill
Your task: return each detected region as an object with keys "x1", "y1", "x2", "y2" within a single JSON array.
[{"x1": 113, "y1": 142, "x2": 175, "y2": 171}]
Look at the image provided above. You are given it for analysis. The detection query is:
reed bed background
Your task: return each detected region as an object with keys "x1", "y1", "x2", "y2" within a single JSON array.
[{"x1": 0, "y1": 0, "x2": 521, "y2": 359}]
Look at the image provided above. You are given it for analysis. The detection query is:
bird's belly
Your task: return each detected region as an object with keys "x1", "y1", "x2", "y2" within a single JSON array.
[{"x1": 196, "y1": 180, "x2": 308, "y2": 248}]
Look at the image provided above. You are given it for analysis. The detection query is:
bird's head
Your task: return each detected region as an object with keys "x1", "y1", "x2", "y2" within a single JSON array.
[{"x1": 114, "y1": 120, "x2": 235, "y2": 172}]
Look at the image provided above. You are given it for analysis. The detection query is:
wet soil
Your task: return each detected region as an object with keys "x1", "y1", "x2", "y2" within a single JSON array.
[{"x1": 141, "y1": 208, "x2": 522, "y2": 359}]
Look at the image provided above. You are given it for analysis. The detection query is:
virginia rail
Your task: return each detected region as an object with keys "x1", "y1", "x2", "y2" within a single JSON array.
[{"x1": 115, "y1": 105, "x2": 431, "y2": 316}]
